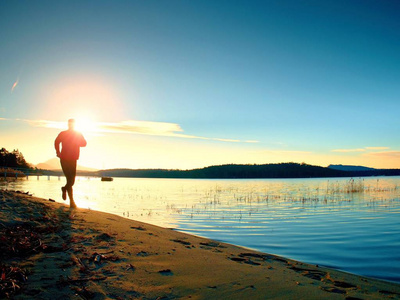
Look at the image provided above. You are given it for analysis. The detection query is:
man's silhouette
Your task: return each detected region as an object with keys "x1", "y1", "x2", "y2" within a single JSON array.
[{"x1": 54, "y1": 119, "x2": 87, "y2": 208}]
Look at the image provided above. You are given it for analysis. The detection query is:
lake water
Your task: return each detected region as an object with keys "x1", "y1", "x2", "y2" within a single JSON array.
[{"x1": 2, "y1": 175, "x2": 400, "y2": 283}]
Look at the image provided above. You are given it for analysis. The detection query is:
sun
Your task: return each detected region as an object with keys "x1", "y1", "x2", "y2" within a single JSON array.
[{"x1": 73, "y1": 115, "x2": 97, "y2": 134}]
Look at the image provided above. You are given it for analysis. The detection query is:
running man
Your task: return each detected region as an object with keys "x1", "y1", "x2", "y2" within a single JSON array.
[{"x1": 54, "y1": 119, "x2": 87, "y2": 208}]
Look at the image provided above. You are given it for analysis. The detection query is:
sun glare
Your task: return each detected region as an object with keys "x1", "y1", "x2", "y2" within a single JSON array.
[{"x1": 74, "y1": 115, "x2": 97, "y2": 134}]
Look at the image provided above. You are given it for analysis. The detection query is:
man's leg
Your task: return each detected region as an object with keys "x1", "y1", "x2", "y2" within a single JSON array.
[
  {"x1": 66, "y1": 187, "x2": 76, "y2": 208},
  {"x1": 60, "y1": 160, "x2": 67, "y2": 200},
  {"x1": 61, "y1": 186, "x2": 67, "y2": 200},
  {"x1": 60, "y1": 159, "x2": 77, "y2": 208}
]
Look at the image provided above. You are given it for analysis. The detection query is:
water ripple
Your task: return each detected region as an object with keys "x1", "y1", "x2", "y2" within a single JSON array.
[{"x1": 2, "y1": 176, "x2": 400, "y2": 283}]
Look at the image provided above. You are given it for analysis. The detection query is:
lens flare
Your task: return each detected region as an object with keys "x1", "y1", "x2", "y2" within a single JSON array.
[{"x1": 11, "y1": 79, "x2": 19, "y2": 92}]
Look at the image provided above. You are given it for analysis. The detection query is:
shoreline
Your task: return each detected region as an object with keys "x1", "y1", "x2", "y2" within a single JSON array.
[{"x1": 1, "y1": 189, "x2": 400, "y2": 299}]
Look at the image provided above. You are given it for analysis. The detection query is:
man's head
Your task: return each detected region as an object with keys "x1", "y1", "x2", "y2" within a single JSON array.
[{"x1": 68, "y1": 119, "x2": 76, "y2": 130}]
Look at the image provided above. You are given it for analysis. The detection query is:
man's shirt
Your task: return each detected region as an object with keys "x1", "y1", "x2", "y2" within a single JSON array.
[{"x1": 55, "y1": 130, "x2": 87, "y2": 161}]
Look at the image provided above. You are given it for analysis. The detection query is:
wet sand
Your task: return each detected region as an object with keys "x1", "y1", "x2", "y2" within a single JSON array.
[{"x1": 1, "y1": 189, "x2": 400, "y2": 299}]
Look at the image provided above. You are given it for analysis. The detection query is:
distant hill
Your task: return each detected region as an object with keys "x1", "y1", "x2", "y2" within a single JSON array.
[
  {"x1": 328, "y1": 164, "x2": 400, "y2": 177},
  {"x1": 36, "y1": 158, "x2": 98, "y2": 172},
  {"x1": 328, "y1": 164, "x2": 376, "y2": 172},
  {"x1": 36, "y1": 158, "x2": 61, "y2": 170},
  {"x1": 97, "y1": 163, "x2": 350, "y2": 179},
  {"x1": 36, "y1": 162, "x2": 400, "y2": 179}
]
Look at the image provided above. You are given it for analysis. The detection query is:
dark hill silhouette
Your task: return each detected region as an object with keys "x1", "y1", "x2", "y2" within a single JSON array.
[
  {"x1": 328, "y1": 164, "x2": 400, "y2": 177},
  {"x1": 5, "y1": 148, "x2": 400, "y2": 179},
  {"x1": 328, "y1": 164, "x2": 376, "y2": 172},
  {"x1": 13, "y1": 147, "x2": 400, "y2": 179},
  {"x1": 97, "y1": 163, "x2": 350, "y2": 179}
]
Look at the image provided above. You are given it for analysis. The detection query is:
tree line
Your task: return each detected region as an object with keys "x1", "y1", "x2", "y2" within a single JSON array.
[
  {"x1": 98, "y1": 163, "x2": 400, "y2": 179},
  {"x1": 0, "y1": 148, "x2": 31, "y2": 169},
  {"x1": 98, "y1": 163, "x2": 351, "y2": 179}
]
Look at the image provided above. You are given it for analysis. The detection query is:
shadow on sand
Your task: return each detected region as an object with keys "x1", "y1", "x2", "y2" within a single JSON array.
[{"x1": 0, "y1": 189, "x2": 125, "y2": 298}]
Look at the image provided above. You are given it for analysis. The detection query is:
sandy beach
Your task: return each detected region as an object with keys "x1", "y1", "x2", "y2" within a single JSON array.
[{"x1": 1, "y1": 189, "x2": 400, "y2": 299}]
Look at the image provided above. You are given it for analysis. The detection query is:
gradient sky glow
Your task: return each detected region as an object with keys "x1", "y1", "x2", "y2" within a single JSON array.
[{"x1": 1, "y1": 1, "x2": 400, "y2": 170}]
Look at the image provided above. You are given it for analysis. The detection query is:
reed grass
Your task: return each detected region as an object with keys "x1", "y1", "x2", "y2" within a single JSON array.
[{"x1": 188, "y1": 178, "x2": 399, "y2": 219}]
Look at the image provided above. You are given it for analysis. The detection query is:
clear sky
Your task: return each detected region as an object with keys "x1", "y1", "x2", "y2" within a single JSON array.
[{"x1": 1, "y1": 1, "x2": 399, "y2": 170}]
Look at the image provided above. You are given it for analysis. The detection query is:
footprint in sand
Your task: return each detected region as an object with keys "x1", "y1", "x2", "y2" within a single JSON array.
[
  {"x1": 379, "y1": 290, "x2": 400, "y2": 297},
  {"x1": 158, "y1": 269, "x2": 173, "y2": 276},
  {"x1": 289, "y1": 266, "x2": 327, "y2": 281},
  {"x1": 136, "y1": 251, "x2": 150, "y2": 257},
  {"x1": 229, "y1": 256, "x2": 261, "y2": 266},
  {"x1": 95, "y1": 233, "x2": 114, "y2": 242},
  {"x1": 200, "y1": 242, "x2": 226, "y2": 248},
  {"x1": 130, "y1": 226, "x2": 146, "y2": 231},
  {"x1": 333, "y1": 280, "x2": 356, "y2": 289},
  {"x1": 171, "y1": 239, "x2": 191, "y2": 246},
  {"x1": 290, "y1": 265, "x2": 360, "y2": 296},
  {"x1": 321, "y1": 287, "x2": 346, "y2": 294}
]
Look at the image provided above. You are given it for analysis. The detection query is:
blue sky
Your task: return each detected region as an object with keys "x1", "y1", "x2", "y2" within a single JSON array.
[{"x1": 1, "y1": 1, "x2": 400, "y2": 169}]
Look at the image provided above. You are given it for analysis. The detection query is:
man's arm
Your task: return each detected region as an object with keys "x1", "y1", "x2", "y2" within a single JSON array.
[
  {"x1": 54, "y1": 133, "x2": 62, "y2": 157},
  {"x1": 79, "y1": 133, "x2": 87, "y2": 147}
]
